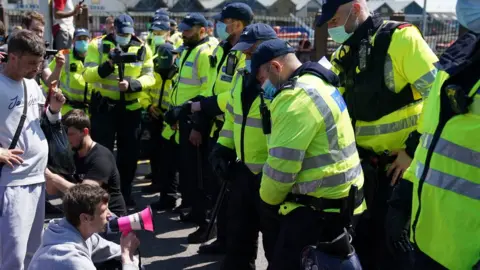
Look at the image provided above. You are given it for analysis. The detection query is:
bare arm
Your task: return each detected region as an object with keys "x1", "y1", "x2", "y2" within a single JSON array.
[{"x1": 54, "y1": 4, "x2": 83, "y2": 19}]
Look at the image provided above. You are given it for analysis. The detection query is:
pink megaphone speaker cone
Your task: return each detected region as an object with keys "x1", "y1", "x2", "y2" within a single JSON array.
[{"x1": 108, "y1": 206, "x2": 155, "y2": 235}]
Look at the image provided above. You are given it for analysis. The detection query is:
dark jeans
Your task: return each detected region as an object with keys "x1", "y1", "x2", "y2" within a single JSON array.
[
  {"x1": 156, "y1": 136, "x2": 180, "y2": 202},
  {"x1": 90, "y1": 103, "x2": 142, "y2": 201},
  {"x1": 221, "y1": 163, "x2": 260, "y2": 270}
]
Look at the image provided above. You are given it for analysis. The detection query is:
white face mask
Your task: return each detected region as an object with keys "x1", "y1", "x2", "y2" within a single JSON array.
[{"x1": 456, "y1": 0, "x2": 480, "y2": 33}]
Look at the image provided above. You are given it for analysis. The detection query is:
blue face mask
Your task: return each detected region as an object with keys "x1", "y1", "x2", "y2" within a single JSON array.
[
  {"x1": 262, "y1": 80, "x2": 277, "y2": 100},
  {"x1": 74, "y1": 40, "x2": 88, "y2": 54},
  {"x1": 215, "y1": 22, "x2": 230, "y2": 41},
  {"x1": 327, "y1": 7, "x2": 356, "y2": 44},
  {"x1": 245, "y1": 59, "x2": 251, "y2": 73},
  {"x1": 456, "y1": 0, "x2": 480, "y2": 33},
  {"x1": 115, "y1": 35, "x2": 131, "y2": 46}
]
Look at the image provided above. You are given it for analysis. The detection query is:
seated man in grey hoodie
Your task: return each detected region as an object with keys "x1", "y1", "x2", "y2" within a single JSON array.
[{"x1": 29, "y1": 184, "x2": 140, "y2": 270}]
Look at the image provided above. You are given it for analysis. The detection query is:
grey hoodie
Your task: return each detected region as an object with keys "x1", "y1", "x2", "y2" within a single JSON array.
[{"x1": 28, "y1": 218, "x2": 138, "y2": 270}]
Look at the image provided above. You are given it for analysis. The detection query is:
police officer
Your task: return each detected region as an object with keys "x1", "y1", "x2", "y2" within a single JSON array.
[
  {"x1": 164, "y1": 13, "x2": 215, "y2": 243},
  {"x1": 49, "y1": 28, "x2": 91, "y2": 115},
  {"x1": 187, "y1": 2, "x2": 252, "y2": 248},
  {"x1": 403, "y1": 1, "x2": 480, "y2": 269},
  {"x1": 169, "y1": 19, "x2": 183, "y2": 49},
  {"x1": 209, "y1": 23, "x2": 277, "y2": 267},
  {"x1": 143, "y1": 43, "x2": 181, "y2": 209},
  {"x1": 206, "y1": 20, "x2": 219, "y2": 47},
  {"x1": 317, "y1": 0, "x2": 438, "y2": 267},
  {"x1": 83, "y1": 14, "x2": 155, "y2": 206},
  {"x1": 251, "y1": 38, "x2": 366, "y2": 270}
]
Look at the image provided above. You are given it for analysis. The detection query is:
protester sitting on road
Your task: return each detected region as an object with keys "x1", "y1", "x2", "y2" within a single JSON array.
[
  {"x1": 45, "y1": 109, "x2": 127, "y2": 217},
  {"x1": 29, "y1": 185, "x2": 140, "y2": 270}
]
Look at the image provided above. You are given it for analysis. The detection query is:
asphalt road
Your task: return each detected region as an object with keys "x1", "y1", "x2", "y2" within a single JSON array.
[{"x1": 47, "y1": 162, "x2": 268, "y2": 270}]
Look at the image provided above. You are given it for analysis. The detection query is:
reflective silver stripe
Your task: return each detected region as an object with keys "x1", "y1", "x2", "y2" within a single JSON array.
[
  {"x1": 230, "y1": 73, "x2": 241, "y2": 98},
  {"x1": 291, "y1": 164, "x2": 362, "y2": 194},
  {"x1": 422, "y1": 134, "x2": 480, "y2": 169},
  {"x1": 413, "y1": 69, "x2": 437, "y2": 97},
  {"x1": 161, "y1": 101, "x2": 169, "y2": 108},
  {"x1": 269, "y1": 147, "x2": 305, "y2": 161},
  {"x1": 263, "y1": 163, "x2": 296, "y2": 183},
  {"x1": 295, "y1": 82, "x2": 356, "y2": 164},
  {"x1": 84, "y1": 62, "x2": 98, "y2": 68},
  {"x1": 64, "y1": 54, "x2": 71, "y2": 92},
  {"x1": 355, "y1": 114, "x2": 420, "y2": 136},
  {"x1": 219, "y1": 129, "x2": 233, "y2": 139},
  {"x1": 163, "y1": 91, "x2": 169, "y2": 97},
  {"x1": 141, "y1": 67, "x2": 153, "y2": 74},
  {"x1": 107, "y1": 74, "x2": 132, "y2": 81},
  {"x1": 245, "y1": 163, "x2": 264, "y2": 174},
  {"x1": 101, "y1": 84, "x2": 119, "y2": 91},
  {"x1": 179, "y1": 77, "x2": 202, "y2": 86},
  {"x1": 226, "y1": 103, "x2": 234, "y2": 115},
  {"x1": 415, "y1": 162, "x2": 480, "y2": 201},
  {"x1": 188, "y1": 43, "x2": 210, "y2": 86},
  {"x1": 60, "y1": 81, "x2": 85, "y2": 96},
  {"x1": 234, "y1": 114, "x2": 263, "y2": 128},
  {"x1": 302, "y1": 142, "x2": 358, "y2": 170},
  {"x1": 97, "y1": 38, "x2": 103, "y2": 65}
]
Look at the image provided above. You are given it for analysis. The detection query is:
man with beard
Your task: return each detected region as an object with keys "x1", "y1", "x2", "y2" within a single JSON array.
[
  {"x1": 45, "y1": 109, "x2": 127, "y2": 217},
  {"x1": 163, "y1": 13, "x2": 215, "y2": 243},
  {"x1": 0, "y1": 30, "x2": 65, "y2": 269}
]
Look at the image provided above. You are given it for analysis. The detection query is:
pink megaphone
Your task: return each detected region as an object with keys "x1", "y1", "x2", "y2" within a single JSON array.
[{"x1": 108, "y1": 206, "x2": 155, "y2": 235}]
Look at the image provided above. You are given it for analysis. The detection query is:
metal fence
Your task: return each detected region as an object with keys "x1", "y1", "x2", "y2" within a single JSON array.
[{"x1": 3, "y1": 9, "x2": 459, "y2": 59}]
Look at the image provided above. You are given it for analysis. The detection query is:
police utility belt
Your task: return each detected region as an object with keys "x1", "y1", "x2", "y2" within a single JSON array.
[
  {"x1": 285, "y1": 187, "x2": 364, "y2": 213},
  {"x1": 92, "y1": 91, "x2": 136, "y2": 112}
]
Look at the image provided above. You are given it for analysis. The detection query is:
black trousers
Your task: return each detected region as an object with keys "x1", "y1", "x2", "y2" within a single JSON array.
[
  {"x1": 261, "y1": 206, "x2": 347, "y2": 270},
  {"x1": 90, "y1": 105, "x2": 142, "y2": 201},
  {"x1": 221, "y1": 163, "x2": 260, "y2": 270},
  {"x1": 414, "y1": 250, "x2": 448, "y2": 270},
  {"x1": 178, "y1": 118, "x2": 212, "y2": 225},
  {"x1": 156, "y1": 136, "x2": 180, "y2": 202},
  {"x1": 354, "y1": 160, "x2": 414, "y2": 270},
  {"x1": 147, "y1": 117, "x2": 164, "y2": 187}
]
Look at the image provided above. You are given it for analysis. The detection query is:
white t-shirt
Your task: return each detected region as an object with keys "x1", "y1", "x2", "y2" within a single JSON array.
[
  {"x1": 53, "y1": 0, "x2": 75, "y2": 35},
  {"x1": 0, "y1": 74, "x2": 60, "y2": 186}
]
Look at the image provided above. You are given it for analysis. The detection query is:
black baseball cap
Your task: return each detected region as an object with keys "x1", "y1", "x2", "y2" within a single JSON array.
[
  {"x1": 232, "y1": 23, "x2": 277, "y2": 51},
  {"x1": 150, "y1": 20, "x2": 170, "y2": 31},
  {"x1": 155, "y1": 43, "x2": 177, "y2": 69},
  {"x1": 114, "y1": 14, "x2": 134, "y2": 34},
  {"x1": 316, "y1": 0, "x2": 353, "y2": 26},
  {"x1": 213, "y1": 2, "x2": 254, "y2": 22},
  {"x1": 251, "y1": 38, "x2": 295, "y2": 75},
  {"x1": 178, "y1": 13, "x2": 208, "y2": 31}
]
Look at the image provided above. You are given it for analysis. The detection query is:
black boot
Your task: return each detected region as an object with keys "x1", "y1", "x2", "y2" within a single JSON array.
[
  {"x1": 188, "y1": 224, "x2": 216, "y2": 244},
  {"x1": 151, "y1": 198, "x2": 177, "y2": 211},
  {"x1": 198, "y1": 239, "x2": 226, "y2": 254}
]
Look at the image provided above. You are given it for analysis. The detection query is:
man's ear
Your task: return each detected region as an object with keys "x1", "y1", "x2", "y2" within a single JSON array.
[
  {"x1": 83, "y1": 127, "x2": 90, "y2": 136},
  {"x1": 79, "y1": 213, "x2": 90, "y2": 223}
]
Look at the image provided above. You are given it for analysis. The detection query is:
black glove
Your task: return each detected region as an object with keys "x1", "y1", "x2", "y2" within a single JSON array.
[
  {"x1": 209, "y1": 144, "x2": 236, "y2": 181},
  {"x1": 164, "y1": 103, "x2": 191, "y2": 126}
]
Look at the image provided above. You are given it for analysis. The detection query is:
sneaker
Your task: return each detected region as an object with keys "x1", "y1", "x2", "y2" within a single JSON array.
[
  {"x1": 198, "y1": 239, "x2": 226, "y2": 254},
  {"x1": 188, "y1": 224, "x2": 216, "y2": 244}
]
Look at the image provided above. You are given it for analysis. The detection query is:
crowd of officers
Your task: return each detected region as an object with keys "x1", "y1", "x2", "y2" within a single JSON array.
[{"x1": 49, "y1": 0, "x2": 479, "y2": 268}]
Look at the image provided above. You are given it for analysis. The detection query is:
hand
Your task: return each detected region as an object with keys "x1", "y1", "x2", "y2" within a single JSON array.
[
  {"x1": 45, "y1": 167, "x2": 59, "y2": 195},
  {"x1": 120, "y1": 232, "x2": 140, "y2": 263},
  {"x1": 0, "y1": 148, "x2": 24, "y2": 168},
  {"x1": 48, "y1": 81, "x2": 66, "y2": 113},
  {"x1": 386, "y1": 149, "x2": 412, "y2": 186},
  {"x1": 118, "y1": 80, "x2": 129, "y2": 92},
  {"x1": 148, "y1": 105, "x2": 160, "y2": 119},
  {"x1": 189, "y1": 129, "x2": 202, "y2": 146},
  {"x1": 190, "y1": 101, "x2": 201, "y2": 113},
  {"x1": 55, "y1": 53, "x2": 65, "y2": 67},
  {"x1": 0, "y1": 51, "x2": 6, "y2": 61},
  {"x1": 74, "y1": 4, "x2": 83, "y2": 15}
]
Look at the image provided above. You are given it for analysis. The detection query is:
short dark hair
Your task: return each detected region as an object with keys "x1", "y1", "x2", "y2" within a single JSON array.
[
  {"x1": 8, "y1": 30, "x2": 45, "y2": 57},
  {"x1": 63, "y1": 109, "x2": 91, "y2": 131},
  {"x1": 105, "y1": 16, "x2": 114, "y2": 23},
  {"x1": 63, "y1": 185, "x2": 110, "y2": 227},
  {"x1": 21, "y1": 11, "x2": 45, "y2": 29}
]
